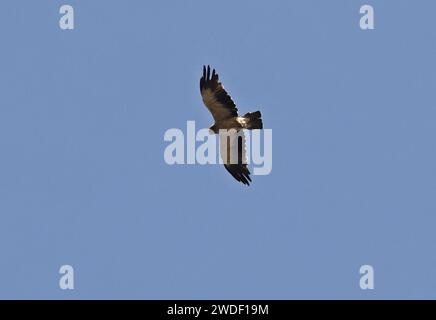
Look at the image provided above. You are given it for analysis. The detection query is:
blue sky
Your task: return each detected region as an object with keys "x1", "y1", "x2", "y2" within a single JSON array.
[{"x1": 0, "y1": 0, "x2": 435, "y2": 299}]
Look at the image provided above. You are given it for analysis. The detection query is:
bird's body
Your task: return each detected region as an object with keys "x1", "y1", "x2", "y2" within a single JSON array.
[
  {"x1": 199, "y1": 65, "x2": 263, "y2": 185},
  {"x1": 209, "y1": 112, "x2": 263, "y2": 133}
]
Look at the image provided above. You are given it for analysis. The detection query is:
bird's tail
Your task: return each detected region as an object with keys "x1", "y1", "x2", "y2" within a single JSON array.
[{"x1": 243, "y1": 111, "x2": 263, "y2": 129}]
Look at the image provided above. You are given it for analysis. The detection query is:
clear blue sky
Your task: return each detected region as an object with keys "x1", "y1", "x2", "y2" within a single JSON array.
[{"x1": 0, "y1": 0, "x2": 435, "y2": 299}]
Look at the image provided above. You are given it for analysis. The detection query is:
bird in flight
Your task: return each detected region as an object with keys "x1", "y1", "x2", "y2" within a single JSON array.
[{"x1": 200, "y1": 65, "x2": 263, "y2": 186}]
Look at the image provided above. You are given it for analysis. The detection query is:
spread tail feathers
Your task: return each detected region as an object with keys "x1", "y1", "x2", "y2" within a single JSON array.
[{"x1": 243, "y1": 111, "x2": 263, "y2": 129}]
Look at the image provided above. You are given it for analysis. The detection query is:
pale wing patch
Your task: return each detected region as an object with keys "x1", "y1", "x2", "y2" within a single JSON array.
[{"x1": 236, "y1": 117, "x2": 248, "y2": 128}]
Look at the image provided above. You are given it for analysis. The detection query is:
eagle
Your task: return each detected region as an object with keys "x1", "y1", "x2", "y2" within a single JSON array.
[{"x1": 200, "y1": 65, "x2": 263, "y2": 186}]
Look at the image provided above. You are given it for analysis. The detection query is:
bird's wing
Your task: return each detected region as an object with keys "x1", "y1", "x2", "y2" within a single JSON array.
[
  {"x1": 200, "y1": 65, "x2": 238, "y2": 122},
  {"x1": 219, "y1": 129, "x2": 251, "y2": 185}
]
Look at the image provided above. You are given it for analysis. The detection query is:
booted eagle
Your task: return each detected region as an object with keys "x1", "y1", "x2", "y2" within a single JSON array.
[{"x1": 200, "y1": 65, "x2": 263, "y2": 186}]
